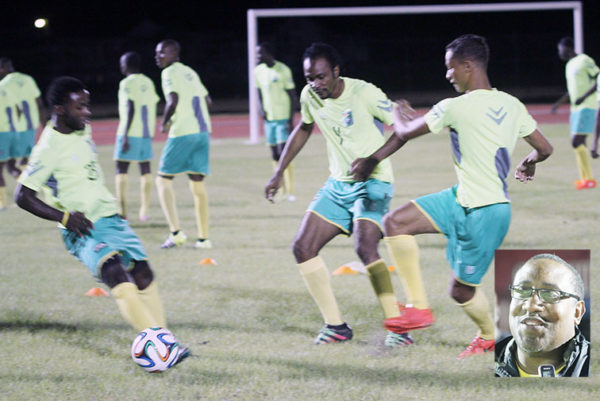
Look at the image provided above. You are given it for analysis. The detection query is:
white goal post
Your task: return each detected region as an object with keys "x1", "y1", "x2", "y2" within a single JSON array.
[{"x1": 246, "y1": 1, "x2": 583, "y2": 144}]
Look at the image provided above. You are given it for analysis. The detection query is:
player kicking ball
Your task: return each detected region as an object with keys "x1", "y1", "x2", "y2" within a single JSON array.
[
  {"x1": 14, "y1": 76, "x2": 189, "y2": 367},
  {"x1": 350, "y1": 34, "x2": 553, "y2": 358}
]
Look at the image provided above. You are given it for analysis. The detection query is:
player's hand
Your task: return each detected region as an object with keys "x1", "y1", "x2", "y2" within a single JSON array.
[
  {"x1": 350, "y1": 157, "x2": 378, "y2": 182},
  {"x1": 65, "y1": 211, "x2": 94, "y2": 237},
  {"x1": 550, "y1": 104, "x2": 559, "y2": 114},
  {"x1": 265, "y1": 174, "x2": 282, "y2": 203},
  {"x1": 161, "y1": 121, "x2": 170, "y2": 134},
  {"x1": 514, "y1": 161, "x2": 536, "y2": 182},
  {"x1": 122, "y1": 137, "x2": 130, "y2": 153},
  {"x1": 394, "y1": 99, "x2": 416, "y2": 121}
]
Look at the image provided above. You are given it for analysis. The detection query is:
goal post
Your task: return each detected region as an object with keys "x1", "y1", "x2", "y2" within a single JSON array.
[{"x1": 247, "y1": 1, "x2": 583, "y2": 144}]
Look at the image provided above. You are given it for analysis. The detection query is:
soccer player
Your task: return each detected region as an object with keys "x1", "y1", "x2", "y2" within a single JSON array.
[
  {"x1": 114, "y1": 51, "x2": 160, "y2": 221},
  {"x1": 550, "y1": 37, "x2": 599, "y2": 189},
  {"x1": 14, "y1": 76, "x2": 188, "y2": 365},
  {"x1": 155, "y1": 39, "x2": 212, "y2": 249},
  {"x1": 265, "y1": 42, "x2": 413, "y2": 347},
  {"x1": 0, "y1": 57, "x2": 46, "y2": 176},
  {"x1": 254, "y1": 42, "x2": 298, "y2": 201},
  {"x1": 350, "y1": 34, "x2": 553, "y2": 358},
  {"x1": 0, "y1": 78, "x2": 17, "y2": 209}
]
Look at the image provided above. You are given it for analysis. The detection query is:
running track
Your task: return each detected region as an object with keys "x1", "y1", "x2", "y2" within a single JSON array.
[{"x1": 88, "y1": 104, "x2": 569, "y2": 146}]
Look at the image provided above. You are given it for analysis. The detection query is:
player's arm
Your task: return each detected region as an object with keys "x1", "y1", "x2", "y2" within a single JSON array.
[
  {"x1": 286, "y1": 88, "x2": 298, "y2": 130},
  {"x1": 122, "y1": 99, "x2": 134, "y2": 152},
  {"x1": 514, "y1": 129, "x2": 553, "y2": 182},
  {"x1": 551, "y1": 92, "x2": 569, "y2": 114},
  {"x1": 575, "y1": 83, "x2": 597, "y2": 105},
  {"x1": 256, "y1": 89, "x2": 266, "y2": 119},
  {"x1": 161, "y1": 92, "x2": 178, "y2": 133},
  {"x1": 350, "y1": 101, "x2": 429, "y2": 182},
  {"x1": 265, "y1": 121, "x2": 313, "y2": 202},
  {"x1": 14, "y1": 183, "x2": 93, "y2": 237}
]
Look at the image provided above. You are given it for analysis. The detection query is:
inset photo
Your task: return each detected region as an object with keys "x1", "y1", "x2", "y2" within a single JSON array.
[{"x1": 494, "y1": 250, "x2": 590, "y2": 377}]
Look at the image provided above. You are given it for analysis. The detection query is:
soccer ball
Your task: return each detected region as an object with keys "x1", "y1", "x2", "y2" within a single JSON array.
[{"x1": 131, "y1": 327, "x2": 181, "y2": 372}]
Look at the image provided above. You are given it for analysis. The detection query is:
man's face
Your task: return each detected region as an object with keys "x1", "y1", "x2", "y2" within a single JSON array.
[
  {"x1": 509, "y1": 259, "x2": 584, "y2": 354},
  {"x1": 558, "y1": 44, "x2": 571, "y2": 61},
  {"x1": 256, "y1": 46, "x2": 269, "y2": 65},
  {"x1": 303, "y1": 56, "x2": 339, "y2": 99},
  {"x1": 444, "y1": 50, "x2": 470, "y2": 93},
  {"x1": 155, "y1": 43, "x2": 178, "y2": 69},
  {"x1": 60, "y1": 90, "x2": 91, "y2": 132}
]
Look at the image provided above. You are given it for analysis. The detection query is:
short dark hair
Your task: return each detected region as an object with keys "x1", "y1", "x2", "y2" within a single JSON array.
[
  {"x1": 46, "y1": 76, "x2": 86, "y2": 107},
  {"x1": 0, "y1": 57, "x2": 13, "y2": 69},
  {"x1": 446, "y1": 34, "x2": 490, "y2": 68},
  {"x1": 558, "y1": 36, "x2": 574, "y2": 49},
  {"x1": 303, "y1": 42, "x2": 342, "y2": 71},
  {"x1": 160, "y1": 39, "x2": 181, "y2": 55},
  {"x1": 122, "y1": 51, "x2": 141, "y2": 70}
]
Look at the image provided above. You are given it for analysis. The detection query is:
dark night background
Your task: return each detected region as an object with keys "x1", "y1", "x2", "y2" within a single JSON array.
[{"x1": 4, "y1": 0, "x2": 599, "y2": 116}]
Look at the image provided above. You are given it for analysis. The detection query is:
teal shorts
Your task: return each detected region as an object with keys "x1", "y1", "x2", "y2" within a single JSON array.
[
  {"x1": 308, "y1": 177, "x2": 393, "y2": 235},
  {"x1": 113, "y1": 136, "x2": 153, "y2": 162},
  {"x1": 570, "y1": 108, "x2": 596, "y2": 135},
  {"x1": 158, "y1": 132, "x2": 210, "y2": 176},
  {"x1": 13, "y1": 130, "x2": 35, "y2": 158},
  {"x1": 0, "y1": 131, "x2": 16, "y2": 161},
  {"x1": 264, "y1": 120, "x2": 290, "y2": 145},
  {"x1": 61, "y1": 214, "x2": 147, "y2": 278},
  {"x1": 414, "y1": 186, "x2": 511, "y2": 285}
]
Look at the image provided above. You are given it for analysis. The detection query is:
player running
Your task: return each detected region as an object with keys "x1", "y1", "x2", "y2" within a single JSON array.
[{"x1": 350, "y1": 34, "x2": 553, "y2": 358}]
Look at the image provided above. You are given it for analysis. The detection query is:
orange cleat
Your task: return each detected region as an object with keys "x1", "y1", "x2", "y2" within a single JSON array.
[
  {"x1": 384, "y1": 306, "x2": 434, "y2": 333},
  {"x1": 458, "y1": 336, "x2": 495, "y2": 359}
]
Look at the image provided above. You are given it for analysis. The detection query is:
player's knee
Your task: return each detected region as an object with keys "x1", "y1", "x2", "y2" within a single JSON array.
[
  {"x1": 130, "y1": 260, "x2": 154, "y2": 290},
  {"x1": 449, "y1": 280, "x2": 476, "y2": 304},
  {"x1": 354, "y1": 243, "x2": 378, "y2": 265},
  {"x1": 100, "y1": 255, "x2": 129, "y2": 288},
  {"x1": 383, "y1": 212, "x2": 401, "y2": 236},
  {"x1": 572, "y1": 135, "x2": 586, "y2": 148},
  {"x1": 292, "y1": 238, "x2": 316, "y2": 263}
]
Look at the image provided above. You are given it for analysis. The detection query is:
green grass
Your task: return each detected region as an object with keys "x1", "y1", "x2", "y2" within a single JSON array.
[{"x1": 1, "y1": 123, "x2": 599, "y2": 400}]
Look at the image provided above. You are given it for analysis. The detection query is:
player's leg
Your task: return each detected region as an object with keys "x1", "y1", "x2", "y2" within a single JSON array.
[
  {"x1": 570, "y1": 108, "x2": 596, "y2": 189},
  {"x1": 293, "y1": 212, "x2": 352, "y2": 344},
  {"x1": 130, "y1": 260, "x2": 166, "y2": 329},
  {"x1": 138, "y1": 161, "x2": 152, "y2": 222},
  {"x1": 6, "y1": 158, "x2": 20, "y2": 178},
  {"x1": 452, "y1": 202, "x2": 511, "y2": 358},
  {"x1": 115, "y1": 161, "x2": 130, "y2": 218},
  {"x1": 0, "y1": 162, "x2": 6, "y2": 210},
  {"x1": 188, "y1": 173, "x2": 211, "y2": 248}
]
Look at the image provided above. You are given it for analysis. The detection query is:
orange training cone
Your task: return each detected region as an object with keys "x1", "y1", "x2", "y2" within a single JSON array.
[
  {"x1": 85, "y1": 287, "x2": 109, "y2": 297},
  {"x1": 199, "y1": 258, "x2": 218, "y2": 265}
]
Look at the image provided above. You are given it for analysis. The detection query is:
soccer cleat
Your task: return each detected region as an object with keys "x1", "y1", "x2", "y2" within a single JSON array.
[
  {"x1": 160, "y1": 231, "x2": 187, "y2": 249},
  {"x1": 575, "y1": 179, "x2": 597, "y2": 190},
  {"x1": 384, "y1": 331, "x2": 414, "y2": 347},
  {"x1": 193, "y1": 239, "x2": 213, "y2": 249},
  {"x1": 314, "y1": 323, "x2": 353, "y2": 344},
  {"x1": 171, "y1": 346, "x2": 191, "y2": 368},
  {"x1": 458, "y1": 336, "x2": 495, "y2": 359},
  {"x1": 384, "y1": 306, "x2": 434, "y2": 333}
]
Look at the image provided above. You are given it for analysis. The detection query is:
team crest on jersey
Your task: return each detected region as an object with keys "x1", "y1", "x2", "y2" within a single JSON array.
[{"x1": 342, "y1": 110, "x2": 354, "y2": 127}]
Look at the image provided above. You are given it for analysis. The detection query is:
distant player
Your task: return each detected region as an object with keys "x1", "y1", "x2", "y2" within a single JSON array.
[
  {"x1": 551, "y1": 37, "x2": 599, "y2": 189},
  {"x1": 265, "y1": 42, "x2": 413, "y2": 347},
  {"x1": 350, "y1": 34, "x2": 553, "y2": 358},
  {"x1": 0, "y1": 79, "x2": 17, "y2": 209},
  {"x1": 114, "y1": 51, "x2": 159, "y2": 221},
  {"x1": 155, "y1": 39, "x2": 212, "y2": 249},
  {"x1": 254, "y1": 42, "x2": 298, "y2": 201},
  {"x1": 0, "y1": 57, "x2": 46, "y2": 176},
  {"x1": 14, "y1": 76, "x2": 188, "y2": 365}
]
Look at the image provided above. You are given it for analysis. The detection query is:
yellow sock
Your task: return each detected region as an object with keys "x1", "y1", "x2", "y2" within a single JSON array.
[
  {"x1": 0, "y1": 186, "x2": 6, "y2": 209},
  {"x1": 384, "y1": 235, "x2": 429, "y2": 309},
  {"x1": 457, "y1": 287, "x2": 495, "y2": 340},
  {"x1": 155, "y1": 176, "x2": 179, "y2": 232},
  {"x1": 188, "y1": 180, "x2": 209, "y2": 239},
  {"x1": 283, "y1": 163, "x2": 294, "y2": 196},
  {"x1": 298, "y1": 256, "x2": 343, "y2": 325},
  {"x1": 574, "y1": 145, "x2": 593, "y2": 180},
  {"x1": 139, "y1": 173, "x2": 152, "y2": 220},
  {"x1": 138, "y1": 281, "x2": 166, "y2": 328},
  {"x1": 366, "y1": 259, "x2": 400, "y2": 319},
  {"x1": 111, "y1": 282, "x2": 156, "y2": 332},
  {"x1": 115, "y1": 174, "x2": 129, "y2": 217}
]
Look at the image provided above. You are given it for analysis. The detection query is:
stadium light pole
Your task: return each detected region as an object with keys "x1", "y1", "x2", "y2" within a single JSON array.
[{"x1": 246, "y1": 1, "x2": 583, "y2": 144}]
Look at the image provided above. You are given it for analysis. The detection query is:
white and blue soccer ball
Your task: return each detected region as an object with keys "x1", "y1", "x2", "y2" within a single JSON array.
[{"x1": 131, "y1": 327, "x2": 181, "y2": 372}]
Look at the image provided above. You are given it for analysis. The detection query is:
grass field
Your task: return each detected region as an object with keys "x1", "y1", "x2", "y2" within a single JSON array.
[{"x1": 1, "y1": 122, "x2": 599, "y2": 400}]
